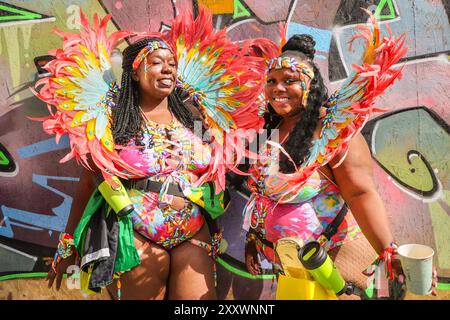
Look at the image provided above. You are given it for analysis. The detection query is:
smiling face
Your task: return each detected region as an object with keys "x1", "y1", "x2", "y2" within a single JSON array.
[
  {"x1": 265, "y1": 66, "x2": 311, "y2": 118},
  {"x1": 132, "y1": 48, "x2": 177, "y2": 100}
]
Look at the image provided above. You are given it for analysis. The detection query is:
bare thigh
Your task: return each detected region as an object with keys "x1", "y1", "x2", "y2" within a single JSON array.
[
  {"x1": 107, "y1": 232, "x2": 170, "y2": 300},
  {"x1": 328, "y1": 236, "x2": 377, "y2": 300},
  {"x1": 167, "y1": 222, "x2": 217, "y2": 300}
]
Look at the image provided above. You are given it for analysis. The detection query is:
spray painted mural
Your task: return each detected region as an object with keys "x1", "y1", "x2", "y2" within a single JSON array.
[{"x1": 0, "y1": 0, "x2": 448, "y2": 299}]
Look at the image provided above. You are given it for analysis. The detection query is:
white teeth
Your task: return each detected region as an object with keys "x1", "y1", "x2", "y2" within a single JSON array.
[
  {"x1": 274, "y1": 98, "x2": 289, "y2": 102},
  {"x1": 159, "y1": 79, "x2": 173, "y2": 86}
]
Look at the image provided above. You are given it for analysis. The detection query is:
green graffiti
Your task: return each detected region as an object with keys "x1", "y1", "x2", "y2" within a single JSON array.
[
  {"x1": 429, "y1": 191, "x2": 450, "y2": 269},
  {"x1": 374, "y1": 0, "x2": 397, "y2": 21},
  {"x1": 0, "y1": 151, "x2": 9, "y2": 165},
  {"x1": 437, "y1": 282, "x2": 450, "y2": 291},
  {"x1": 0, "y1": 272, "x2": 49, "y2": 281},
  {"x1": 371, "y1": 108, "x2": 448, "y2": 196},
  {"x1": 216, "y1": 257, "x2": 275, "y2": 280},
  {"x1": 0, "y1": 3, "x2": 42, "y2": 22},
  {"x1": 233, "y1": 0, "x2": 251, "y2": 19}
]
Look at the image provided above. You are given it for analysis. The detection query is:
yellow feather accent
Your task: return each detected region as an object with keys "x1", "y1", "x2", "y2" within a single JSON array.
[
  {"x1": 52, "y1": 77, "x2": 72, "y2": 86},
  {"x1": 328, "y1": 139, "x2": 340, "y2": 148},
  {"x1": 186, "y1": 43, "x2": 200, "y2": 64},
  {"x1": 65, "y1": 66, "x2": 83, "y2": 78},
  {"x1": 71, "y1": 111, "x2": 87, "y2": 127},
  {"x1": 79, "y1": 44, "x2": 99, "y2": 69},
  {"x1": 203, "y1": 48, "x2": 223, "y2": 66},
  {"x1": 86, "y1": 119, "x2": 95, "y2": 140},
  {"x1": 219, "y1": 87, "x2": 237, "y2": 96},
  {"x1": 53, "y1": 78, "x2": 79, "y2": 93},
  {"x1": 217, "y1": 74, "x2": 235, "y2": 84},
  {"x1": 317, "y1": 153, "x2": 325, "y2": 164},
  {"x1": 101, "y1": 125, "x2": 114, "y2": 152},
  {"x1": 72, "y1": 55, "x2": 88, "y2": 72},
  {"x1": 97, "y1": 42, "x2": 111, "y2": 69},
  {"x1": 362, "y1": 18, "x2": 380, "y2": 64},
  {"x1": 176, "y1": 37, "x2": 186, "y2": 60},
  {"x1": 58, "y1": 100, "x2": 77, "y2": 111},
  {"x1": 56, "y1": 88, "x2": 79, "y2": 99}
]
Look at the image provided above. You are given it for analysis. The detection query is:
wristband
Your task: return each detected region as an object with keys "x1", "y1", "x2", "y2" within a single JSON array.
[
  {"x1": 51, "y1": 232, "x2": 75, "y2": 273},
  {"x1": 364, "y1": 242, "x2": 398, "y2": 281}
]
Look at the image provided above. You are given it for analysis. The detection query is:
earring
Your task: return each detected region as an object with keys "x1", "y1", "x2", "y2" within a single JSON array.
[
  {"x1": 144, "y1": 61, "x2": 149, "y2": 80},
  {"x1": 302, "y1": 90, "x2": 309, "y2": 108},
  {"x1": 301, "y1": 81, "x2": 308, "y2": 108}
]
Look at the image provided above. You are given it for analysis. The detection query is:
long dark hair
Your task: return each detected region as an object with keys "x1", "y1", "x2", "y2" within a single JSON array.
[
  {"x1": 265, "y1": 34, "x2": 328, "y2": 173},
  {"x1": 112, "y1": 37, "x2": 201, "y2": 146}
]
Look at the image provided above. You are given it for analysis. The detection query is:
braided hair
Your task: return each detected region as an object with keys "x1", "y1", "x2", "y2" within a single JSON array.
[
  {"x1": 265, "y1": 34, "x2": 328, "y2": 173},
  {"x1": 112, "y1": 37, "x2": 202, "y2": 146}
]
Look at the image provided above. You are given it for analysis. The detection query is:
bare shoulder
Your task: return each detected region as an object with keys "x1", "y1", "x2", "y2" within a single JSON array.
[
  {"x1": 329, "y1": 133, "x2": 372, "y2": 170},
  {"x1": 330, "y1": 134, "x2": 376, "y2": 197}
]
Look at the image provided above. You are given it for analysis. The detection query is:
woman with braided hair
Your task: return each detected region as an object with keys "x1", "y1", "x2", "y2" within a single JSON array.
[
  {"x1": 241, "y1": 30, "x2": 422, "y2": 299},
  {"x1": 47, "y1": 37, "x2": 218, "y2": 300},
  {"x1": 40, "y1": 8, "x2": 267, "y2": 300}
]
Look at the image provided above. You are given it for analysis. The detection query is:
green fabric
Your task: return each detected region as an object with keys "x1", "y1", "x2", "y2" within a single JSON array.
[
  {"x1": 114, "y1": 205, "x2": 140, "y2": 272},
  {"x1": 185, "y1": 182, "x2": 230, "y2": 219},
  {"x1": 73, "y1": 189, "x2": 140, "y2": 274}
]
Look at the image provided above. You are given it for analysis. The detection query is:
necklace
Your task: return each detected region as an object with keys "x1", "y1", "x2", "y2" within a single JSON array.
[{"x1": 141, "y1": 109, "x2": 177, "y2": 129}]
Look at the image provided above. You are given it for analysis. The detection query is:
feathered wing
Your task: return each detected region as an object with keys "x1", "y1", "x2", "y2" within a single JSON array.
[
  {"x1": 32, "y1": 11, "x2": 143, "y2": 183},
  {"x1": 278, "y1": 11, "x2": 408, "y2": 196},
  {"x1": 165, "y1": 8, "x2": 268, "y2": 191},
  {"x1": 239, "y1": 22, "x2": 288, "y2": 117}
]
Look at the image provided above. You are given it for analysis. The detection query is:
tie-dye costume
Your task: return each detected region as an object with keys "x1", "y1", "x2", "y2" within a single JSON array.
[
  {"x1": 119, "y1": 117, "x2": 212, "y2": 250},
  {"x1": 243, "y1": 14, "x2": 407, "y2": 294},
  {"x1": 243, "y1": 143, "x2": 364, "y2": 265}
]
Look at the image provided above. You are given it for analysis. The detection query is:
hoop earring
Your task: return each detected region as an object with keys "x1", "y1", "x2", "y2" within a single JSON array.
[
  {"x1": 144, "y1": 61, "x2": 149, "y2": 80},
  {"x1": 301, "y1": 80, "x2": 309, "y2": 108},
  {"x1": 302, "y1": 90, "x2": 309, "y2": 108}
]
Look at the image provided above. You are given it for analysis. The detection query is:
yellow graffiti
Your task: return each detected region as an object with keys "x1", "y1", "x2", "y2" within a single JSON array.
[
  {"x1": 0, "y1": 2, "x2": 123, "y2": 117},
  {"x1": 198, "y1": 0, "x2": 234, "y2": 14}
]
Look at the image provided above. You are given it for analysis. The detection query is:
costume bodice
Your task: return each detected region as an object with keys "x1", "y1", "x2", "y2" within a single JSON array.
[{"x1": 119, "y1": 118, "x2": 211, "y2": 189}]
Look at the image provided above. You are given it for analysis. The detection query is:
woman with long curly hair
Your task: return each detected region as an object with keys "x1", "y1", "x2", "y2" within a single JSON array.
[{"x1": 242, "y1": 34, "x2": 406, "y2": 299}]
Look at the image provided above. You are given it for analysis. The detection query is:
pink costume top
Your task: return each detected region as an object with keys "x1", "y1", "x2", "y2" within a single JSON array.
[
  {"x1": 243, "y1": 142, "x2": 363, "y2": 263},
  {"x1": 119, "y1": 117, "x2": 211, "y2": 250}
]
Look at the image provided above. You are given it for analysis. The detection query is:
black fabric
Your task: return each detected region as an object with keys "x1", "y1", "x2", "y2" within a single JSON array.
[
  {"x1": 81, "y1": 201, "x2": 119, "y2": 291},
  {"x1": 321, "y1": 203, "x2": 348, "y2": 241},
  {"x1": 249, "y1": 228, "x2": 275, "y2": 249},
  {"x1": 125, "y1": 178, "x2": 185, "y2": 197}
]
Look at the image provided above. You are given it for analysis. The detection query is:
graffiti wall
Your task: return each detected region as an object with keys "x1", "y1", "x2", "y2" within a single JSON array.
[{"x1": 0, "y1": 0, "x2": 448, "y2": 299}]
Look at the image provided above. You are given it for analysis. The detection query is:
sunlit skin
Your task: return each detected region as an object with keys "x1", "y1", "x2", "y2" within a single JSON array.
[
  {"x1": 265, "y1": 67, "x2": 311, "y2": 118},
  {"x1": 47, "y1": 46, "x2": 217, "y2": 300},
  {"x1": 264, "y1": 66, "x2": 313, "y2": 142},
  {"x1": 132, "y1": 48, "x2": 177, "y2": 116},
  {"x1": 247, "y1": 61, "x2": 439, "y2": 298},
  {"x1": 131, "y1": 49, "x2": 191, "y2": 211}
]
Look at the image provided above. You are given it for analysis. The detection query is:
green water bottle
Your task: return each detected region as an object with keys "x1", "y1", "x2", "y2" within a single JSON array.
[
  {"x1": 298, "y1": 241, "x2": 347, "y2": 295},
  {"x1": 98, "y1": 176, "x2": 134, "y2": 217}
]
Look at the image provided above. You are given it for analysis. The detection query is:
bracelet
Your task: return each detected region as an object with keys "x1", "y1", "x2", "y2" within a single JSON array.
[
  {"x1": 245, "y1": 232, "x2": 258, "y2": 245},
  {"x1": 364, "y1": 242, "x2": 398, "y2": 281},
  {"x1": 51, "y1": 232, "x2": 75, "y2": 273}
]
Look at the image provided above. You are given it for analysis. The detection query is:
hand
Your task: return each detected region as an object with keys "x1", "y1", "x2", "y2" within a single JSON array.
[
  {"x1": 391, "y1": 257, "x2": 438, "y2": 297},
  {"x1": 245, "y1": 239, "x2": 261, "y2": 276},
  {"x1": 46, "y1": 254, "x2": 77, "y2": 291},
  {"x1": 169, "y1": 196, "x2": 188, "y2": 211},
  {"x1": 431, "y1": 269, "x2": 438, "y2": 296}
]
